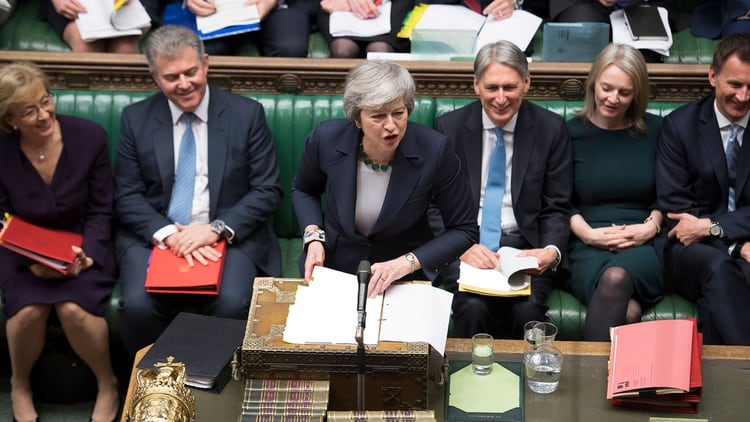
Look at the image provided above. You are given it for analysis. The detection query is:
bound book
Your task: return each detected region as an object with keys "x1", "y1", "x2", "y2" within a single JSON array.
[
  {"x1": 457, "y1": 247, "x2": 537, "y2": 297},
  {"x1": 138, "y1": 312, "x2": 246, "y2": 393},
  {"x1": 446, "y1": 361, "x2": 524, "y2": 421},
  {"x1": 327, "y1": 410, "x2": 436, "y2": 421},
  {"x1": 0, "y1": 214, "x2": 82, "y2": 274},
  {"x1": 144, "y1": 240, "x2": 226, "y2": 295},
  {"x1": 241, "y1": 379, "x2": 329, "y2": 421},
  {"x1": 623, "y1": 5, "x2": 669, "y2": 41},
  {"x1": 607, "y1": 318, "x2": 703, "y2": 412}
]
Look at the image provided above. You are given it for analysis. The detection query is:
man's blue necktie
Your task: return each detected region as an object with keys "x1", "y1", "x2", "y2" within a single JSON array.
[
  {"x1": 479, "y1": 128, "x2": 506, "y2": 251},
  {"x1": 167, "y1": 113, "x2": 196, "y2": 225},
  {"x1": 727, "y1": 123, "x2": 740, "y2": 212}
]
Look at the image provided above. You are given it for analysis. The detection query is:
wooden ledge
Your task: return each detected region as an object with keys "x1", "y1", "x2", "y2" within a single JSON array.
[{"x1": 1, "y1": 50, "x2": 711, "y2": 102}]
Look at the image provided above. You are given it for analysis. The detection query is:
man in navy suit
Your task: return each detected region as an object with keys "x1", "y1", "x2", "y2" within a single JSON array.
[
  {"x1": 114, "y1": 25, "x2": 282, "y2": 356},
  {"x1": 435, "y1": 41, "x2": 573, "y2": 339},
  {"x1": 655, "y1": 33, "x2": 750, "y2": 345}
]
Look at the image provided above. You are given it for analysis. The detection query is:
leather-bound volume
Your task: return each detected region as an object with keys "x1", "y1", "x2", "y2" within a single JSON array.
[
  {"x1": 145, "y1": 240, "x2": 226, "y2": 295},
  {"x1": 0, "y1": 214, "x2": 82, "y2": 274},
  {"x1": 138, "y1": 312, "x2": 246, "y2": 393},
  {"x1": 623, "y1": 5, "x2": 669, "y2": 41}
]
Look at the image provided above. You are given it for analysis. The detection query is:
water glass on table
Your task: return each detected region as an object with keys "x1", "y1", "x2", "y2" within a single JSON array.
[
  {"x1": 524, "y1": 343, "x2": 563, "y2": 393},
  {"x1": 471, "y1": 333, "x2": 494, "y2": 375}
]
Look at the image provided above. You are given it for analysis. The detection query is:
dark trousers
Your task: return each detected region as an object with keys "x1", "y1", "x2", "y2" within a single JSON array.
[
  {"x1": 664, "y1": 237, "x2": 750, "y2": 345},
  {"x1": 117, "y1": 243, "x2": 258, "y2": 356},
  {"x1": 451, "y1": 233, "x2": 560, "y2": 339}
]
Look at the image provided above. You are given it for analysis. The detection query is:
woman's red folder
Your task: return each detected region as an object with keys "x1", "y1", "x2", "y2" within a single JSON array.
[
  {"x1": 144, "y1": 240, "x2": 226, "y2": 295},
  {"x1": 0, "y1": 215, "x2": 82, "y2": 274}
]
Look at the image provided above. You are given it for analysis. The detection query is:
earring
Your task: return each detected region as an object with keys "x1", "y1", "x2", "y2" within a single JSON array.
[{"x1": 11, "y1": 126, "x2": 18, "y2": 131}]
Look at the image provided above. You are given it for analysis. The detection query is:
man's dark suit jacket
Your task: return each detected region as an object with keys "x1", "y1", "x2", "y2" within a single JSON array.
[
  {"x1": 435, "y1": 100, "x2": 573, "y2": 268},
  {"x1": 291, "y1": 119, "x2": 478, "y2": 282},
  {"x1": 113, "y1": 85, "x2": 282, "y2": 276},
  {"x1": 656, "y1": 93, "x2": 750, "y2": 253}
]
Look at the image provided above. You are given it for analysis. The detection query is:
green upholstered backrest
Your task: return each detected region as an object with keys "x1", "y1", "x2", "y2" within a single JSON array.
[{"x1": 51, "y1": 90, "x2": 691, "y2": 241}]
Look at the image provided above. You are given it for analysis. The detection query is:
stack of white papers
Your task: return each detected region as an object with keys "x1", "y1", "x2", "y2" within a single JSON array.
[
  {"x1": 330, "y1": 1, "x2": 392, "y2": 37},
  {"x1": 610, "y1": 7, "x2": 672, "y2": 56},
  {"x1": 283, "y1": 266, "x2": 453, "y2": 355},
  {"x1": 403, "y1": 5, "x2": 542, "y2": 54},
  {"x1": 196, "y1": 0, "x2": 260, "y2": 34},
  {"x1": 77, "y1": 0, "x2": 151, "y2": 41}
]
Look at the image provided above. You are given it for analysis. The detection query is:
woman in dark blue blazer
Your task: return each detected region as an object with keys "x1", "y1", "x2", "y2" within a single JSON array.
[{"x1": 291, "y1": 60, "x2": 478, "y2": 297}]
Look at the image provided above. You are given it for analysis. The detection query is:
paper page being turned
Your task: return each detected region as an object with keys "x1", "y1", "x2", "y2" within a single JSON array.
[
  {"x1": 458, "y1": 247, "x2": 537, "y2": 297},
  {"x1": 378, "y1": 283, "x2": 452, "y2": 356}
]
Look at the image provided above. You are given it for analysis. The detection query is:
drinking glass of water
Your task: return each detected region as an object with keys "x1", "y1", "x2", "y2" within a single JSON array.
[
  {"x1": 524, "y1": 343, "x2": 563, "y2": 393},
  {"x1": 471, "y1": 333, "x2": 494, "y2": 375}
]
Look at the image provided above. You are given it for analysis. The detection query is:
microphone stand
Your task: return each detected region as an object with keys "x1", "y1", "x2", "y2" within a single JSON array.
[
  {"x1": 355, "y1": 260, "x2": 370, "y2": 411},
  {"x1": 356, "y1": 326, "x2": 366, "y2": 411}
]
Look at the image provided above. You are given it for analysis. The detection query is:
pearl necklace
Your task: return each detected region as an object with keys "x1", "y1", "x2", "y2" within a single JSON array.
[
  {"x1": 38, "y1": 151, "x2": 46, "y2": 161},
  {"x1": 358, "y1": 142, "x2": 393, "y2": 172}
]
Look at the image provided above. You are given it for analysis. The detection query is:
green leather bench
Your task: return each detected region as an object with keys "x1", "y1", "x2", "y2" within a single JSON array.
[
  {"x1": 0, "y1": 90, "x2": 696, "y2": 343},
  {"x1": 0, "y1": 0, "x2": 717, "y2": 63}
]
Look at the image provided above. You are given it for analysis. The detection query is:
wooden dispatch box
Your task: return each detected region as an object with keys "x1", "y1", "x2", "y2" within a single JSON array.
[{"x1": 241, "y1": 277, "x2": 447, "y2": 411}]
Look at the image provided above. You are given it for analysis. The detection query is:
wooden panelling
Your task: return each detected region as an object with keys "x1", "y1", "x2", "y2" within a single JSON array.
[{"x1": 1, "y1": 51, "x2": 712, "y2": 102}]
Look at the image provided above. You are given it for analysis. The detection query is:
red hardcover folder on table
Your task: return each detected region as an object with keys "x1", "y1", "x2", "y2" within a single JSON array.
[
  {"x1": 0, "y1": 214, "x2": 82, "y2": 274},
  {"x1": 607, "y1": 318, "x2": 702, "y2": 412},
  {"x1": 145, "y1": 240, "x2": 226, "y2": 295}
]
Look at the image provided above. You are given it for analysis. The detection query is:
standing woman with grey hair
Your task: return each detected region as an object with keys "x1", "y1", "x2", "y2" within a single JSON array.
[{"x1": 291, "y1": 60, "x2": 477, "y2": 297}]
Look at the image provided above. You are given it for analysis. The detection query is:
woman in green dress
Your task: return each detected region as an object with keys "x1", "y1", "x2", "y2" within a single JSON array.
[{"x1": 567, "y1": 43, "x2": 664, "y2": 341}]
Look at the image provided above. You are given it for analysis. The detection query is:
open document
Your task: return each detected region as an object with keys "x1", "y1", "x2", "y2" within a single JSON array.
[
  {"x1": 330, "y1": 1, "x2": 391, "y2": 37},
  {"x1": 283, "y1": 266, "x2": 453, "y2": 356},
  {"x1": 458, "y1": 246, "x2": 537, "y2": 297},
  {"x1": 610, "y1": 7, "x2": 672, "y2": 56},
  {"x1": 77, "y1": 0, "x2": 150, "y2": 41}
]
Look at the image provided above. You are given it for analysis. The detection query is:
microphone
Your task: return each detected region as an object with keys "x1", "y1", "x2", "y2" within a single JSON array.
[{"x1": 355, "y1": 260, "x2": 371, "y2": 343}]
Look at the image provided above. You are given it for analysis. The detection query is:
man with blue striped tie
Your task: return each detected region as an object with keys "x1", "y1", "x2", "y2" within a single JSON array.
[
  {"x1": 436, "y1": 41, "x2": 573, "y2": 339},
  {"x1": 113, "y1": 25, "x2": 282, "y2": 357},
  {"x1": 655, "y1": 33, "x2": 750, "y2": 345}
]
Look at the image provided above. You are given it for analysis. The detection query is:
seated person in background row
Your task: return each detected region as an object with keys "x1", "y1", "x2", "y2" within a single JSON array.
[
  {"x1": 291, "y1": 60, "x2": 478, "y2": 296},
  {"x1": 567, "y1": 43, "x2": 663, "y2": 342},
  {"x1": 0, "y1": 62, "x2": 119, "y2": 422},
  {"x1": 690, "y1": 0, "x2": 750, "y2": 40},
  {"x1": 114, "y1": 24, "x2": 282, "y2": 357},
  {"x1": 178, "y1": 0, "x2": 318, "y2": 56},
  {"x1": 317, "y1": 0, "x2": 414, "y2": 58},
  {"x1": 427, "y1": 0, "x2": 549, "y2": 21},
  {"x1": 655, "y1": 33, "x2": 750, "y2": 345},
  {"x1": 435, "y1": 40, "x2": 572, "y2": 339},
  {"x1": 46, "y1": 0, "x2": 149, "y2": 53}
]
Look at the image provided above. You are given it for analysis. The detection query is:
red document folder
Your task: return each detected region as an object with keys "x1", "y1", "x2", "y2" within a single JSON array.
[
  {"x1": 607, "y1": 318, "x2": 702, "y2": 412},
  {"x1": 145, "y1": 240, "x2": 226, "y2": 295},
  {"x1": 0, "y1": 214, "x2": 82, "y2": 274}
]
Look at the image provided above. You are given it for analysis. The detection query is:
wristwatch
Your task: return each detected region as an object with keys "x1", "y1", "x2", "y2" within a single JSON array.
[
  {"x1": 405, "y1": 252, "x2": 418, "y2": 273},
  {"x1": 210, "y1": 219, "x2": 228, "y2": 239},
  {"x1": 709, "y1": 220, "x2": 724, "y2": 238},
  {"x1": 303, "y1": 229, "x2": 326, "y2": 251}
]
